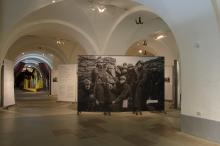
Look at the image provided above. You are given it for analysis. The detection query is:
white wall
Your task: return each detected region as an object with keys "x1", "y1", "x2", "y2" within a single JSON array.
[{"x1": 3, "y1": 59, "x2": 15, "y2": 107}]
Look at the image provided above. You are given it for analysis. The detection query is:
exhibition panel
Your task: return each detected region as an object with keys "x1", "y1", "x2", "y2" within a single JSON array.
[
  {"x1": 77, "y1": 56, "x2": 164, "y2": 113},
  {"x1": 3, "y1": 59, "x2": 15, "y2": 107}
]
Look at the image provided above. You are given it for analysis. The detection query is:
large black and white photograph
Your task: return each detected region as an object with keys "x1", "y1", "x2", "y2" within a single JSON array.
[{"x1": 77, "y1": 56, "x2": 164, "y2": 115}]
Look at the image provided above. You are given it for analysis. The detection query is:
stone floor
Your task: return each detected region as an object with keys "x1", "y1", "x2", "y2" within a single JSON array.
[{"x1": 0, "y1": 92, "x2": 219, "y2": 146}]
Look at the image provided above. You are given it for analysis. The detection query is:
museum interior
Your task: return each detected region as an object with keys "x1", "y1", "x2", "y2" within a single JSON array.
[{"x1": 1, "y1": 0, "x2": 220, "y2": 146}]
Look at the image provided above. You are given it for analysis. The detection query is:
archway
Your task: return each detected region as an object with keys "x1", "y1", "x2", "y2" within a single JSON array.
[
  {"x1": 0, "y1": 26, "x2": 90, "y2": 109},
  {"x1": 14, "y1": 54, "x2": 52, "y2": 100},
  {"x1": 104, "y1": 8, "x2": 181, "y2": 111}
]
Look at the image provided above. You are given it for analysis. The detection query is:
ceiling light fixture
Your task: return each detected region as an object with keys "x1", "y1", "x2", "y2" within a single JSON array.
[
  {"x1": 52, "y1": 0, "x2": 56, "y2": 3},
  {"x1": 137, "y1": 40, "x2": 150, "y2": 55},
  {"x1": 57, "y1": 39, "x2": 65, "y2": 46},
  {"x1": 97, "y1": 5, "x2": 106, "y2": 13},
  {"x1": 88, "y1": 0, "x2": 108, "y2": 13},
  {"x1": 154, "y1": 33, "x2": 167, "y2": 40}
]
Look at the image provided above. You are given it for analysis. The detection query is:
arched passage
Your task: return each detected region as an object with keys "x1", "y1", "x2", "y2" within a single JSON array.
[
  {"x1": 0, "y1": 16, "x2": 97, "y2": 105},
  {"x1": 13, "y1": 53, "x2": 52, "y2": 101}
]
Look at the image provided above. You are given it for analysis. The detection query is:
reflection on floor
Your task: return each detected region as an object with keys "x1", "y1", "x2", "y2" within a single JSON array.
[{"x1": 0, "y1": 92, "x2": 219, "y2": 146}]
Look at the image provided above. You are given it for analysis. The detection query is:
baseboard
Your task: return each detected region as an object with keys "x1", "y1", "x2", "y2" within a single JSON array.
[{"x1": 181, "y1": 114, "x2": 220, "y2": 144}]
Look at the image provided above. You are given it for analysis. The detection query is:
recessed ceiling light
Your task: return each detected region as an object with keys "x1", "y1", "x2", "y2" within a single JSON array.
[{"x1": 52, "y1": 0, "x2": 56, "y2": 3}]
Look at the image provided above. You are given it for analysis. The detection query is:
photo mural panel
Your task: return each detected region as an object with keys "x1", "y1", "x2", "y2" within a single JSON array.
[{"x1": 77, "y1": 56, "x2": 164, "y2": 112}]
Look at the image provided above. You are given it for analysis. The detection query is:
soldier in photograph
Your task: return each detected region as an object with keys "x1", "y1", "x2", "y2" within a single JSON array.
[
  {"x1": 134, "y1": 60, "x2": 145, "y2": 115},
  {"x1": 103, "y1": 64, "x2": 117, "y2": 116},
  {"x1": 92, "y1": 60, "x2": 107, "y2": 111},
  {"x1": 78, "y1": 79, "x2": 95, "y2": 114},
  {"x1": 127, "y1": 63, "x2": 137, "y2": 112},
  {"x1": 121, "y1": 63, "x2": 128, "y2": 77},
  {"x1": 112, "y1": 76, "x2": 131, "y2": 111}
]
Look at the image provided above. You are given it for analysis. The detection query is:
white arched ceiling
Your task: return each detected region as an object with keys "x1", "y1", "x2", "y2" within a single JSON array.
[
  {"x1": 6, "y1": 36, "x2": 68, "y2": 64},
  {"x1": 0, "y1": 0, "x2": 141, "y2": 63},
  {"x1": 0, "y1": 0, "x2": 64, "y2": 40},
  {"x1": 0, "y1": 0, "x2": 102, "y2": 63},
  {"x1": 0, "y1": 20, "x2": 98, "y2": 64}
]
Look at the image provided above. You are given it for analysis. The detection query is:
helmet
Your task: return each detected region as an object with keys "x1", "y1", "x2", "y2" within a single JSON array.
[
  {"x1": 136, "y1": 60, "x2": 144, "y2": 66},
  {"x1": 122, "y1": 63, "x2": 128, "y2": 69},
  {"x1": 119, "y1": 75, "x2": 126, "y2": 81},
  {"x1": 83, "y1": 79, "x2": 91, "y2": 85},
  {"x1": 127, "y1": 64, "x2": 134, "y2": 69},
  {"x1": 107, "y1": 64, "x2": 114, "y2": 69}
]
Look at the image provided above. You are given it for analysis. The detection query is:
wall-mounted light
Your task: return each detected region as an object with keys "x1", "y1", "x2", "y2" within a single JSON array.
[{"x1": 22, "y1": 52, "x2": 25, "y2": 55}]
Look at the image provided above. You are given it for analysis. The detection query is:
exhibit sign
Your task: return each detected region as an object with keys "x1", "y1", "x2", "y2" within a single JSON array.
[
  {"x1": 57, "y1": 64, "x2": 77, "y2": 102},
  {"x1": 51, "y1": 69, "x2": 58, "y2": 96},
  {"x1": 77, "y1": 56, "x2": 165, "y2": 113}
]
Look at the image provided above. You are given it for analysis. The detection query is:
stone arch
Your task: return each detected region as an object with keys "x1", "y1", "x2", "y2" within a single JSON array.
[
  {"x1": 0, "y1": 20, "x2": 99, "y2": 64},
  {"x1": 15, "y1": 53, "x2": 53, "y2": 69},
  {"x1": 103, "y1": 5, "x2": 180, "y2": 59}
]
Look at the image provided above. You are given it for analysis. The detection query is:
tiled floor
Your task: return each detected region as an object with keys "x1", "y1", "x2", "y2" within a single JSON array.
[{"x1": 0, "y1": 92, "x2": 219, "y2": 146}]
